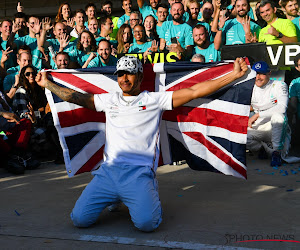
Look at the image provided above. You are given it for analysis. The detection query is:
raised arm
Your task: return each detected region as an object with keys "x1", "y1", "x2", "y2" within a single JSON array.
[
  {"x1": 137, "y1": 0, "x2": 145, "y2": 9},
  {"x1": 172, "y1": 58, "x2": 248, "y2": 108},
  {"x1": 36, "y1": 72, "x2": 95, "y2": 110}
]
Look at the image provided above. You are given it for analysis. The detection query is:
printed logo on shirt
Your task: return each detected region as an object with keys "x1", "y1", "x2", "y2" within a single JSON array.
[{"x1": 139, "y1": 105, "x2": 147, "y2": 111}]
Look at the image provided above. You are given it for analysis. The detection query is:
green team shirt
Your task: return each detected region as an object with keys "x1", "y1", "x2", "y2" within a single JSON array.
[
  {"x1": 259, "y1": 18, "x2": 297, "y2": 45},
  {"x1": 292, "y1": 17, "x2": 300, "y2": 42}
]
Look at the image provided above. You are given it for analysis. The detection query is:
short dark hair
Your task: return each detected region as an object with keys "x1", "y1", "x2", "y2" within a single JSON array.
[
  {"x1": 14, "y1": 12, "x2": 27, "y2": 21},
  {"x1": 17, "y1": 45, "x2": 31, "y2": 55},
  {"x1": 55, "y1": 51, "x2": 70, "y2": 60},
  {"x1": 74, "y1": 9, "x2": 86, "y2": 16},
  {"x1": 101, "y1": 0, "x2": 113, "y2": 8},
  {"x1": 0, "y1": 19, "x2": 12, "y2": 27},
  {"x1": 99, "y1": 15, "x2": 112, "y2": 25},
  {"x1": 259, "y1": 0, "x2": 276, "y2": 9},
  {"x1": 85, "y1": 3, "x2": 97, "y2": 11},
  {"x1": 157, "y1": 3, "x2": 169, "y2": 10},
  {"x1": 98, "y1": 39, "x2": 112, "y2": 48},
  {"x1": 294, "y1": 53, "x2": 300, "y2": 66},
  {"x1": 193, "y1": 24, "x2": 208, "y2": 32}
]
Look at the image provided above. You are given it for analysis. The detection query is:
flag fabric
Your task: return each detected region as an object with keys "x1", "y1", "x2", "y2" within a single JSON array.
[{"x1": 45, "y1": 61, "x2": 255, "y2": 179}]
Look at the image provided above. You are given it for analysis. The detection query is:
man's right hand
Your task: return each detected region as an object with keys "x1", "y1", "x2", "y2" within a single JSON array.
[
  {"x1": 36, "y1": 71, "x2": 50, "y2": 88},
  {"x1": 233, "y1": 57, "x2": 248, "y2": 79}
]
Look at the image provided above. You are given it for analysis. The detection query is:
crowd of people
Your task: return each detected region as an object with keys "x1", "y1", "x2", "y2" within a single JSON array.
[{"x1": 1, "y1": 0, "x2": 300, "y2": 174}]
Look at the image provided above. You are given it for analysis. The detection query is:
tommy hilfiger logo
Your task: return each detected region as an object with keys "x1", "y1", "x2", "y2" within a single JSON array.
[{"x1": 139, "y1": 105, "x2": 146, "y2": 111}]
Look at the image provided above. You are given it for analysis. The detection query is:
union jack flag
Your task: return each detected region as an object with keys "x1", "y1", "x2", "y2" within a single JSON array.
[{"x1": 46, "y1": 61, "x2": 255, "y2": 179}]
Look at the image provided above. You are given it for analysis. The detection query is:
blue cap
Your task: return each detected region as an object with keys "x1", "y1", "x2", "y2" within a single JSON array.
[{"x1": 252, "y1": 61, "x2": 270, "y2": 74}]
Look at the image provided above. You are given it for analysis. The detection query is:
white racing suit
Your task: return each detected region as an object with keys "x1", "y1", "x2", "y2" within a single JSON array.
[{"x1": 247, "y1": 80, "x2": 296, "y2": 161}]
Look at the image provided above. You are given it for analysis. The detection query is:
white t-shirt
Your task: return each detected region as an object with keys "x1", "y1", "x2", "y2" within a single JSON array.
[
  {"x1": 251, "y1": 80, "x2": 288, "y2": 125},
  {"x1": 94, "y1": 90, "x2": 173, "y2": 170}
]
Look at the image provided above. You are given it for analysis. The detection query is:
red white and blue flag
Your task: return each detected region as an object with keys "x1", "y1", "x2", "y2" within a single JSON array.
[{"x1": 46, "y1": 61, "x2": 255, "y2": 179}]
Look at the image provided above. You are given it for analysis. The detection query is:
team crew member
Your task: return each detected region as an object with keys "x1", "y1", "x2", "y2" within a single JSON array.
[
  {"x1": 247, "y1": 61, "x2": 289, "y2": 166},
  {"x1": 258, "y1": 0, "x2": 297, "y2": 44},
  {"x1": 35, "y1": 55, "x2": 248, "y2": 231}
]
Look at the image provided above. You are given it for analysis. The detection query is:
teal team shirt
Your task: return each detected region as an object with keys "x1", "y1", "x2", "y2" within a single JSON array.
[
  {"x1": 87, "y1": 54, "x2": 118, "y2": 67},
  {"x1": 289, "y1": 77, "x2": 300, "y2": 119},
  {"x1": 0, "y1": 38, "x2": 17, "y2": 69},
  {"x1": 15, "y1": 35, "x2": 43, "y2": 70},
  {"x1": 128, "y1": 41, "x2": 153, "y2": 53},
  {"x1": 46, "y1": 38, "x2": 77, "y2": 69},
  {"x1": 117, "y1": 14, "x2": 130, "y2": 28},
  {"x1": 139, "y1": 3, "x2": 157, "y2": 20},
  {"x1": 68, "y1": 49, "x2": 92, "y2": 67},
  {"x1": 222, "y1": 18, "x2": 261, "y2": 45},
  {"x1": 160, "y1": 21, "x2": 194, "y2": 48},
  {"x1": 192, "y1": 43, "x2": 220, "y2": 62},
  {"x1": 292, "y1": 17, "x2": 300, "y2": 41}
]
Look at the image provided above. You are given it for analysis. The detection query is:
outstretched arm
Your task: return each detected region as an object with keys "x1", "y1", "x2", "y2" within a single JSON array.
[
  {"x1": 36, "y1": 72, "x2": 95, "y2": 110},
  {"x1": 137, "y1": 0, "x2": 145, "y2": 9},
  {"x1": 172, "y1": 58, "x2": 248, "y2": 108}
]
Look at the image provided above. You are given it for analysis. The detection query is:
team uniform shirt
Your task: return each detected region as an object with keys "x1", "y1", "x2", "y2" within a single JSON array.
[
  {"x1": 259, "y1": 18, "x2": 297, "y2": 45},
  {"x1": 160, "y1": 21, "x2": 194, "y2": 48},
  {"x1": 128, "y1": 41, "x2": 153, "y2": 53},
  {"x1": 289, "y1": 77, "x2": 300, "y2": 119},
  {"x1": 139, "y1": 3, "x2": 158, "y2": 20},
  {"x1": 87, "y1": 54, "x2": 118, "y2": 67},
  {"x1": 110, "y1": 16, "x2": 119, "y2": 40},
  {"x1": 6, "y1": 65, "x2": 20, "y2": 75},
  {"x1": 251, "y1": 80, "x2": 288, "y2": 125},
  {"x1": 1, "y1": 38, "x2": 17, "y2": 69},
  {"x1": 93, "y1": 91, "x2": 173, "y2": 170},
  {"x1": 15, "y1": 35, "x2": 43, "y2": 70},
  {"x1": 292, "y1": 17, "x2": 300, "y2": 42},
  {"x1": 156, "y1": 25, "x2": 163, "y2": 38},
  {"x1": 118, "y1": 14, "x2": 130, "y2": 28},
  {"x1": 192, "y1": 43, "x2": 220, "y2": 62},
  {"x1": 222, "y1": 18, "x2": 261, "y2": 45},
  {"x1": 3, "y1": 71, "x2": 18, "y2": 91},
  {"x1": 68, "y1": 49, "x2": 92, "y2": 67},
  {"x1": 47, "y1": 38, "x2": 77, "y2": 69}
]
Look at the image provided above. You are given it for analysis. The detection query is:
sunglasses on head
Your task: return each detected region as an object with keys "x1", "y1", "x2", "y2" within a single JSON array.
[{"x1": 25, "y1": 71, "x2": 36, "y2": 77}]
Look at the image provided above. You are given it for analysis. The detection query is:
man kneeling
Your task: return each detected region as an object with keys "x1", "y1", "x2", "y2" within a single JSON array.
[
  {"x1": 36, "y1": 56, "x2": 247, "y2": 231},
  {"x1": 247, "y1": 61, "x2": 289, "y2": 166}
]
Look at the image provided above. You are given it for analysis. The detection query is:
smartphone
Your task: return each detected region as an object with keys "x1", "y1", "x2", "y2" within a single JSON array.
[{"x1": 171, "y1": 37, "x2": 177, "y2": 44}]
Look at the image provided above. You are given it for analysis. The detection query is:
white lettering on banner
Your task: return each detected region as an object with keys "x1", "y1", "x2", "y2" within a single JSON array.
[
  {"x1": 285, "y1": 45, "x2": 300, "y2": 65},
  {"x1": 267, "y1": 46, "x2": 283, "y2": 66}
]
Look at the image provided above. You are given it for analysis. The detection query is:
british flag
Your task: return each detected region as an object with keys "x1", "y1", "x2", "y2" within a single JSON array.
[{"x1": 46, "y1": 61, "x2": 255, "y2": 179}]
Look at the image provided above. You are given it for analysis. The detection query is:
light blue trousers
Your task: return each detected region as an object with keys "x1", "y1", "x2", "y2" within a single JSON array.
[{"x1": 70, "y1": 164, "x2": 162, "y2": 232}]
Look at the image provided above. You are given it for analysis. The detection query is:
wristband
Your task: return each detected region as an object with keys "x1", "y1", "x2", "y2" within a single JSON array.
[{"x1": 277, "y1": 32, "x2": 283, "y2": 38}]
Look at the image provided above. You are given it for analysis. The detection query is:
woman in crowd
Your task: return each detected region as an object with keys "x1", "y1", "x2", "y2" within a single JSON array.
[
  {"x1": 116, "y1": 24, "x2": 133, "y2": 54},
  {"x1": 12, "y1": 66, "x2": 48, "y2": 149},
  {"x1": 55, "y1": 2, "x2": 72, "y2": 22},
  {"x1": 143, "y1": 15, "x2": 159, "y2": 42},
  {"x1": 128, "y1": 25, "x2": 154, "y2": 53},
  {"x1": 88, "y1": 17, "x2": 102, "y2": 45},
  {"x1": 67, "y1": 30, "x2": 97, "y2": 68}
]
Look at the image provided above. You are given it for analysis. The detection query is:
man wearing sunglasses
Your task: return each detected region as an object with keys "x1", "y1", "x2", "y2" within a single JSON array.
[{"x1": 36, "y1": 55, "x2": 248, "y2": 232}]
